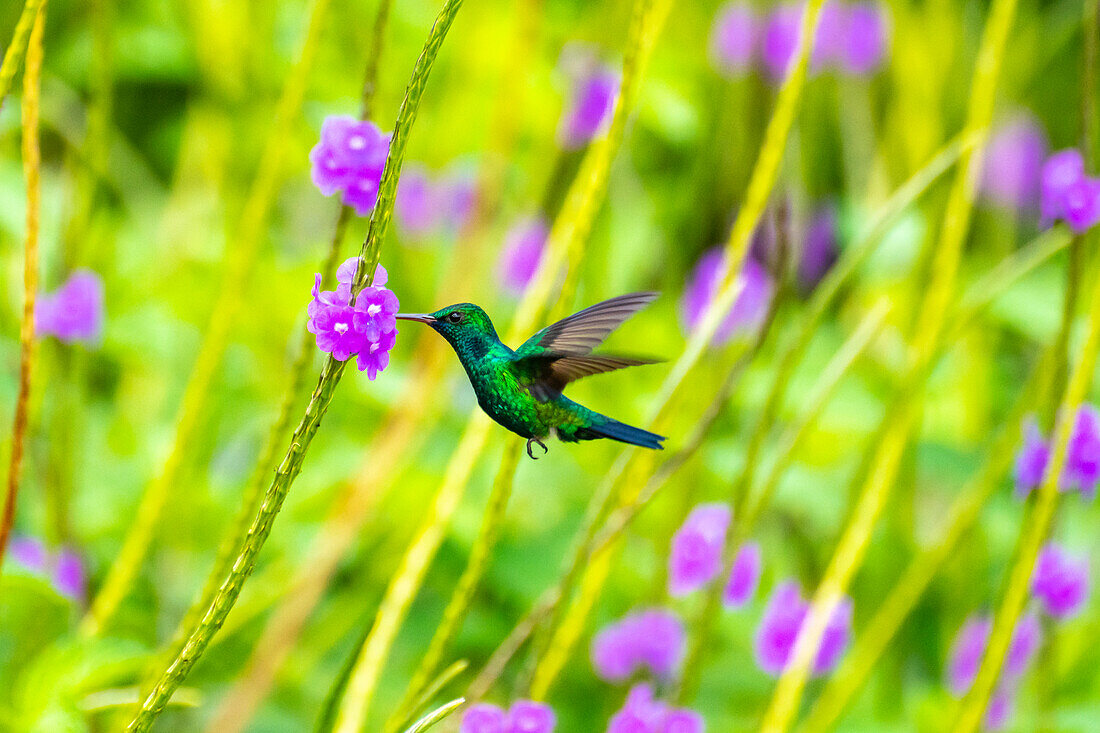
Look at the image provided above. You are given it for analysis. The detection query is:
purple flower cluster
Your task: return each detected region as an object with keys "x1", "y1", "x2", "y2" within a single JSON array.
[
  {"x1": 558, "y1": 44, "x2": 620, "y2": 149},
  {"x1": 498, "y1": 216, "x2": 550, "y2": 295},
  {"x1": 306, "y1": 257, "x2": 398, "y2": 379},
  {"x1": 606, "y1": 684, "x2": 704, "y2": 733},
  {"x1": 1013, "y1": 406, "x2": 1100, "y2": 500},
  {"x1": 7, "y1": 536, "x2": 86, "y2": 601},
  {"x1": 591, "y1": 608, "x2": 686, "y2": 683},
  {"x1": 710, "y1": 2, "x2": 889, "y2": 80},
  {"x1": 309, "y1": 115, "x2": 391, "y2": 216},
  {"x1": 681, "y1": 249, "x2": 773, "y2": 345},
  {"x1": 1032, "y1": 542, "x2": 1090, "y2": 619},
  {"x1": 945, "y1": 613, "x2": 1042, "y2": 730},
  {"x1": 749, "y1": 203, "x2": 841, "y2": 293},
  {"x1": 667, "y1": 503, "x2": 761, "y2": 609},
  {"x1": 1041, "y1": 149, "x2": 1100, "y2": 233},
  {"x1": 395, "y1": 164, "x2": 479, "y2": 240},
  {"x1": 36, "y1": 270, "x2": 105, "y2": 344},
  {"x1": 460, "y1": 700, "x2": 555, "y2": 733},
  {"x1": 754, "y1": 581, "x2": 852, "y2": 677}
]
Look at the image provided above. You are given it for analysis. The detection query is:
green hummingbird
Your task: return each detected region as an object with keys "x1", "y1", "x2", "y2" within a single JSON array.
[{"x1": 396, "y1": 292, "x2": 666, "y2": 459}]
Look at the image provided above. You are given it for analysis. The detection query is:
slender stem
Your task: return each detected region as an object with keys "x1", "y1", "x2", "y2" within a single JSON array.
[
  {"x1": 124, "y1": 0, "x2": 465, "y2": 726},
  {"x1": 757, "y1": 0, "x2": 1018, "y2": 727},
  {"x1": 401, "y1": 698, "x2": 465, "y2": 733},
  {"x1": 797, "y1": 346, "x2": 1060, "y2": 733},
  {"x1": 384, "y1": 440, "x2": 523, "y2": 733},
  {"x1": 81, "y1": 0, "x2": 335, "y2": 638},
  {"x1": 0, "y1": 0, "x2": 46, "y2": 572},
  {"x1": 150, "y1": 0, "x2": 394, "y2": 694},
  {"x1": 0, "y1": 0, "x2": 45, "y2": 115}
]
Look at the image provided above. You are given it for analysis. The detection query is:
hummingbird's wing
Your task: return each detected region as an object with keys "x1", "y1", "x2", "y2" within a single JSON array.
[
  {"x1": 515, "y1": 291, "x2": 659, "y2": 357},
  {"x1": 512, "y1": 291, "x2": 660, "y2": 401}
]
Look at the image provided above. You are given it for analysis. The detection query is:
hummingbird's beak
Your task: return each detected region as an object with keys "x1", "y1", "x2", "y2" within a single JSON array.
[{"x1": 395, "y1": 313, "x2": 436, "y2": 324}]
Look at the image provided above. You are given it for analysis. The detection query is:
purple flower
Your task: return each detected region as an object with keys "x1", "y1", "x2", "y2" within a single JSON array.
[
  {"x1": 946, "y1": 612, "x2": 1041, "y2": 696},
  {"x1": 761, "y1": 4, "x2": 803, "y2": 80},
  {"x1": 309, "y1": 115, "x2": 390, "y2": 215},
  {"x1": 6, "y1": 536, "x2": 86, "y2": 601},
  {"x1": 839, "y1": 3, "x2": 888, "y2": 74},
  {"x1": 558, "y1": 45, "x2": 620, "y2": 149},
  {"x1": 985, "y1": 686, "x2": 1013, "y2": 730},
  {"x1": 461, "y1": 704, "x2": 509, "y2": 733},
  {"x1": 754, "y1": 581, "x2": 852, "y2": 677},
  {"x1": 1014, "y1": 407, "x2": 1100, "y2": 501},
  {"x1": 800, "y1": 205, "x2": 840, "y2": 291},
  {"x1": 723, "y1": 541, "x2": 762, "y2": 609},
  {"x1": 591, "y1": 608, "x2": 685, "y2": 682},
  {"x1": 668, "y1": 503, "x2": 731, "y2": 597},
  {"x1": 1041, "y1": 149, "x2": 1086, "y2": 223},
  {"x1": 605, "y1": 685, "x2": 705, "y2": 733},
  {"x1": 498, "y1": 216, "x2": 549, "y2": 295},
  {"x1": 1032, "y1": 543, "x2": 1089, "y2": 619},
  {"x1": 507, "y1": 700, "x2": 556, "y2": 733},
  {"x1": 443, "y1": 169, "x2": 479, "y2": 231},
  {"x1": 396, "y1": 165, "x2": 479, "y2": 238},
  {"x1": 36, "y1": 270, "x2": 105, "y2": 344},
  {"x1": 681, "y1": 248, "x2": 773, "y2": 345},
  {"x1": 710, "y1": 4, "x2": 757, "y2": 76},
  {"x1": 1060, "y1": 175, "x2": 1100, "y2": 233},
  {"x1": 307, "y1": 257, "x2": 398, "y2": 378},
  {"x1": 980, "y1": 115, "x2": 1048, "y2": 211}
]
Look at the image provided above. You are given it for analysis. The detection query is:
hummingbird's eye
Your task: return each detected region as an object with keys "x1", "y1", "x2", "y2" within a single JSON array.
[{"x1": 447, "y1": 311, "x2": 464, "y2": 324}]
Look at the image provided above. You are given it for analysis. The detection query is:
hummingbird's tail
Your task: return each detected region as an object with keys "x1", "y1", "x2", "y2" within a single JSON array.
[{"x1": 576, "y1": 417, "x2": 666, "y2": 450}]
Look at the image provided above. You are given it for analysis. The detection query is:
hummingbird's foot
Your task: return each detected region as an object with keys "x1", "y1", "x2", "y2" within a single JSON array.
[{"x1": 526, "y1": 437, "x2": 548, "y2": 460}]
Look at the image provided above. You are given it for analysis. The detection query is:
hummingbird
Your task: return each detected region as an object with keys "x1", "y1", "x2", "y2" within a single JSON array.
[{"x1": 396, "y1": 292, "x2": 666, "y2": 459}]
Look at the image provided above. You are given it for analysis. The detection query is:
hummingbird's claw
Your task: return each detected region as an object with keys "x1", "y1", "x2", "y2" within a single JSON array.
[{"x1": 526, "y1": 437, "x2": 548, "y2": 460}]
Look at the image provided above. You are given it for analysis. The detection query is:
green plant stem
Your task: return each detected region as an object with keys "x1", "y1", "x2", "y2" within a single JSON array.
[
  {"x1": 0, "y1": 0, "x2": 46, "y2": 573},
  {"x1": 798, "y1": 346, "x2": 1060, "y2": 733},
  {"x1": 0, "y1": 0, "x2": 45, "y2": 114},
  {"x1": 81, "y1": 0, "x2": 335, "y2": 638},
  {"x1": 401, "y1": 698, "x2": 465, "y2": 733},
  {"x1": 757, "y1": 0, "x2": 1018, "y2": 727},
  {"x1": 150, "y1": 0, "x2": 394, "y2": 693},
  {"x1": 327, "y1": 0, "x2": 672, "y2": 726},
  {"x1": 384, "y1": 440, "x2": 522, "y2": 733},
  {"x1": 124, "y1": 0, "x2": 464, "y2": 726}
]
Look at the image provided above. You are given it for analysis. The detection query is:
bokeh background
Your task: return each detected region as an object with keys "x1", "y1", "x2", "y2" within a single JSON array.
[{"x1": 1, "y1": 0, "x2": 1099, "y2": 730}]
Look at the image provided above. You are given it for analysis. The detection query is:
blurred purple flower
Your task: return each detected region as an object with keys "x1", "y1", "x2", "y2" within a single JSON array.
[
  {"x1": 800, "y1": 205, "x2": 840, "y2": 291},
  {"x1": 508, "y1": 700, "x2": 556, "y2": 733},
  {"x1": 591, "y1": 608, "x2": 685, "y2": 682},
  {"x1": 498, "y1": 216, "x2": 549, "y2": 295},
  {"x1": 946, "y1": 612, "x2": 1041, "y2": 696},
  {"x1": 761, "y1": 4, "x2": 803, "y2": 79},
  {"x1": 723, "y1": 541, "x2": 762, "y2": 609},
  {"x1": 461, "y1": 703, "x2": 509, "y2": 733},
  {"x1": 840, "y1": 2, "x2": 888, "y2": 74},
  {"x1": 668, "y1": 503, "x2": 731, "y2": 597},
  {"x1": 754, "y1": 581, "x2": 852, "y2": 677},
  {"x1": 985, "y1": 686, "x2": 1013, "y2": 731},
  {"x1": 1040, "y1": 148, "x2": 1100, "y2": 232},
  {"x1": 1032, "y1": 542, "x2": 1089, "y2": 619},
  {"x1": 605, "y1": 684, "x2": 705, "y2": 733},
  {"x1": 36, "y1": 270, "x2": 105, "y2": 344},
  {"x1": 980, "y1": 115, "x2": 1048, "y2": 211},
  {"x1": 681, "y1": 249, "x2": 773, "y2": 345},
  {"x1": 307, "y1": 257, "x2": 398, "y2": 378},
  {"x1": 811, "y1": 2, "x2": 847, "y2": 70},
  {"x1": 6, "y1": 536, "x2": 86, "y2": 601},
  {"x1": 710, "y1": 4, "x2": 757, "y2": 76},
  {"x1": 396, "y1": 165, "x2": 479, "y2": 238},
  {"x1": 559, "y1": 45, "x2": 620, "y2": 149},
  {"x1": 1014, "y1": 406, "x2": 1100, "y2": 500},
  {"x1": 309, "y1": 115, "x2": 390, "y2": 215}
]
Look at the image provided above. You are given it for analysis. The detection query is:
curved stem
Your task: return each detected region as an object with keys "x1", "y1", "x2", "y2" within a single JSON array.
[
  {"x1": 0, "y1": 0, "x2": 46, "y2": 571},
  {"x1": 81, "y1": 0, "x2": 335, "y2": 637},
  {"x1": 124, "y1": 0, "x2": 464, "y2": 726}
]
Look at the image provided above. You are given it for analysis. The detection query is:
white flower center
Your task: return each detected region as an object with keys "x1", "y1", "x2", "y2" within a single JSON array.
[
  {"x1": 367, "y1": 303, "x2": 382, "y2": 316},
  {"x1": 348, "y1": 135, "x2": 366, "y2": 151},
  {"x1": 334, "y1": 322, "x2": 349, "y2": 335},
  {"x1": 369, "y1": 341, "x2": 380, "y2": 353}
]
